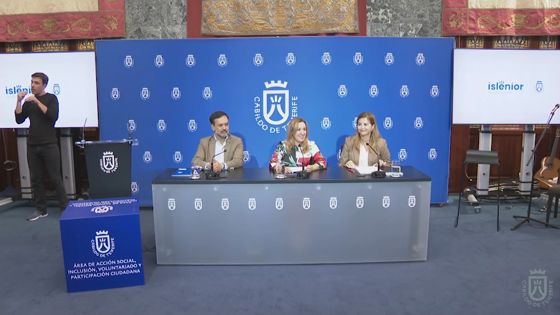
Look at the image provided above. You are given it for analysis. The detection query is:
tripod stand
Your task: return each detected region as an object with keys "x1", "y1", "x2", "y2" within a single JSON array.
[{"x1": 511, "y1": 105, "x2": 559, "y2": 230}]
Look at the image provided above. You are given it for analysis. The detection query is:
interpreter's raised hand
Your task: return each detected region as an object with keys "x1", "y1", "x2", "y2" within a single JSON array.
[
  {"x1": 26, "y1": 94, "x2": 39, "y2": 104},
  {"x1": 17, "y1": 91, "x2": 28, "y2": 102}
]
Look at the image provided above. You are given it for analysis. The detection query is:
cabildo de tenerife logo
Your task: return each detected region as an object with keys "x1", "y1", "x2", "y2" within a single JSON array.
[
  {"x1": 100, "y1": 151, "x2": 118, "y2": 173},
  {"x1": 111, "y1": 88, "x2": 120, "y2": 100},
  {"x1": 522, "y1": 269, "x2": 553, "y2": 307},
  {"x1": 188, "y1": 119, "x2": 198, "y2": 132},
  {"x1": 254, "y1": 80, "x2": 298, "y2": 134},
  {"x1": 321, "y1": 52, "x2": 332, "y2": 65},
  {"x1": 171, "y1": 87, "x2": 181, "y2": 100},
  {"x1": 91, "y1": 230, "x2": 115, "y2": 258},
  {"x1": 253, "y1": 53, "x2": 264, "y2": 67},
  {"x1": 154, "y1": 54, "x2": 165, "y2": 68},
  {"x1": 123, "y1": 55, "x2": 134, "y2": 68}
]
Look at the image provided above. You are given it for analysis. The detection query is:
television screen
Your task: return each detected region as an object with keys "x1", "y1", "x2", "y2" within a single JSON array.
[
  {"x1": 0, "y1": 51, "x2": 98, "y2": 128},
  {"x1": 453, "y1": 49, "x2": 560, "y2": 124}
]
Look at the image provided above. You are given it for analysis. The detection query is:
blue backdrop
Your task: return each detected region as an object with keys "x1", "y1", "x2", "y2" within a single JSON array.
[{"x1": 95, "y1": 37, "x2": 454, "y2": 206}]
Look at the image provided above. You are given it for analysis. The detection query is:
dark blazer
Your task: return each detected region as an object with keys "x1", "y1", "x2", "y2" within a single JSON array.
[{"x1": 191, "y1": 134, "x2": 244, "y2": 169}]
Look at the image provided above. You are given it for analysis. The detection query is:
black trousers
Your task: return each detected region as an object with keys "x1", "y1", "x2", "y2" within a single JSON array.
[{"x1": 27, "y1": 143, "x2": 68, "y2": 211}]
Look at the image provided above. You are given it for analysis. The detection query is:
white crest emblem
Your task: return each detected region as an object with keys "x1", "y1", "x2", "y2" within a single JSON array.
[
  {"x1": 352, "y1": 117, "x2": 358, "y2": 130},
  {"x1": 329, "y1": 197, "x2": 338, "y2": 209},
  {"x1": 369, "y1": 84, "x2": 379, "y2": 97},
  {"x1": 171, "y1": 87, "x2": 181, "y2": 100},
  {"x1": 398, "y1": 149, "x2": 408, "y2": 161},
  {"x1": 253, "y1": 53, "x2": 264, "y2": 66},
  {"x1": 131, "y1": 181, "x2": 139, "y2": 194},
  {"x1": 522, "y1": 269, "x2": 554, "y2": 307},
  {"x1": 52, "y1": 83, "x2": 61, "y2": 95},
  {"x1": 194, "y1": 198, "x2": 203, "y2": 211},
  {"x1": 243, "y1": 150, "x2": 251, "y2": 163},
  {"x1": 91, "y1": 230, "x2": 115, "y2": 257},
  {"x1": 414, "y1": 117, "x2": 424, "y2": 129},
  {"x1": 91, "y1": 205, "x2": 113, "y2": 214},
  {"x1": 275, "y1": 197, "x2": 284, "y2": 210},
  {"x1": 382, "y1": 196, "x2": 391, "y2": 208},
  {"x1": 285, "y1": 52, "x2": 296, "y2": 66},
  {"x1": 400, "y1": 85, "x2": 409, "y2": 98},
  {"x1": 429, "y1": 148, "x2": 438, "y2": 160},
  {"x1": 188, "y1": 119, "x2": 198, "y2": 132},
  {"x1": 408, "y1": 195, "x2": 416, "y2": 208},
  {"x1": 321, "y1": 117, "x2": 331, "y2": 130},
  {"x1": 338, "y1": 85, "x2": 348, "y2": 98},
  {"x1": 110, "y1": 88, "x2": 120, "y2": 100},
  {"x1": 123, "y1": 55, "x2": 134, "y2": 68},
  {"x1": 263, "y1": 81, "x2": 290, "y2": 126},
  {"x1": 337, "y1": 148, "x2": 342, "y2": 161},
  {"x1": 384, "y1": 117, "x2": 393, "y2": 130},
  {"x1": 157, "y1": 119, "x2": 167, "y2": 132},
  {"x1": 321, "y1": 52, "x2": 331, "y2": 65},
  {"x1": 99, "y1": 151, "x2": 118, "y2": 173},
  {"x1": 185, "y1": 54, "x2": 196, "y2": 67},
  {"x1": 221, "y1": 198, "x2": 230, "y2": 211},
  {"x1": 248, "y1": 198, "x2": 256, "y2": 210},
  {"x1": 173, "y1": 151, "x2": 183, "y2": 163},
  {"x1": 217, "y1": 54, "x2": 228, "y2": 67},
  {"x1": 536, "y1": 80, "x2": 543, "y2": 92},
  {"x1": 430, "y1": 85, "x2": 439, "y2": 98},
  {"x1": 302, "y1": 197, "x2": 311, "y2": 210},
  {"x1": 140, "y1": 87, "x2": 150, "y2": 100},
  {"x1": 385, "y1": 52, "x2": 394, "y2": 65},
  {"x1": 202, "y1": 87, "x2": 213, "y2": 100},
  {"x1": 415, "y1": 53, "x2": 425, "y2": 66},
  {"x1": 353, "y1": 52, "x2": 363, "y2": 65},
  {"x1": 127, "y1": 119, "x2": 136, "y2": 132},
  {"x1": 143, "y1": 151, "x2": 152, "y2": 163},
  {"x1": 154, "y1": 54, "x2": 165, "y2": 67},
  {"x1": 356, "y1": 196, "x2": 365, "y2": 209},
  {"x1": 168, "y1": 198, "x2": 176, "y2": 211}
]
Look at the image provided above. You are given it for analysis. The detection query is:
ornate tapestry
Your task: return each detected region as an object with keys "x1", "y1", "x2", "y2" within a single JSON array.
[
  {"x1": 0, "y1": 0, "x2": 125, "y2": 42},
  {"x1": 202, "y1": 0, "x2": 359, "y2": 36},
  {"x1": 443, "y1": 0, "x2": 560, "y2": 36}
]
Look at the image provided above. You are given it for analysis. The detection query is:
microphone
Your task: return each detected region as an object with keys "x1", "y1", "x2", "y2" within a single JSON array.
[
  {"x1": 552, "y1": 104, "x2": 560, "y2": 114},
  {"x1": 207, "y1": 149, "x2": 227, "y2": 179},
  {"x1": 366, "y1": 142, "x2": 385, "y2": 178},
  {"x1": 79, "y1": 117, "x2": 87, "y2": 148}
]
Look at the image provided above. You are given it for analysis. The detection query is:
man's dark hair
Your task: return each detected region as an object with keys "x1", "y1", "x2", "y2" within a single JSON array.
[
  {"x1": 31, "y1": 72, "x2": 49, "y2": 86},
  {"x1": 209, "y1": 111, "x2": 229, "y2": 125}
]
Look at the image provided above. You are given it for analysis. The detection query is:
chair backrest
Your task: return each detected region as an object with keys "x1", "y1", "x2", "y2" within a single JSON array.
[{"x1": 465, "y1": 150, "x2": 499, "y2": 165}]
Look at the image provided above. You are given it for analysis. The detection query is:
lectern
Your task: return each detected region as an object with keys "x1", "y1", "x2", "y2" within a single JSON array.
[{"x1": 78, "y1": 140, "x2": 131, "y2": 199}]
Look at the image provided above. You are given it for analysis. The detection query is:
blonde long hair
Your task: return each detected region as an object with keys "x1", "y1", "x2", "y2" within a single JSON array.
[
  {"x1": 351, "y1": 112, "x2": 383, "y2": 151},
  {"x1": 285, "y1": 118, "x2": 309, "y2": 153}
]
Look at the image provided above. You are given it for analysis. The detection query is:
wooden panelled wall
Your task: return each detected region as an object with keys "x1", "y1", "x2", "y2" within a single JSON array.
[
  {"x1": 449, "y1": 36, "x2": 560, "y2": 193},
  {"x1": 2, "y1": 36, "x2": 560, "y2": 196}
]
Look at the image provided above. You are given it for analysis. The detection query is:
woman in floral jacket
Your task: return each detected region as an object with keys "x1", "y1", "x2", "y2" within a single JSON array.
[{"x1": 269, "y1": 117, "x2": 327, "y2": 174}]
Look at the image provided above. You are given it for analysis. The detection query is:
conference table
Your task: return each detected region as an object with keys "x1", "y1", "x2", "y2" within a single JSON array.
[{"x1": 152, "y1": 166, "x2": 431, "y2": 265}]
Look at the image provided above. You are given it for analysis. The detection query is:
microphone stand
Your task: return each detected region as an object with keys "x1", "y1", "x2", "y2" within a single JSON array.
[
  {"x1": 206, "y1": 149, "x2": 227, "y2": 180},
  {"x1": 511, "y1": 104, "x2": 559, "y2": 230},
  {"x1": 366, "y1": 142, "x2": 385, "y2": 178},
  {"x1": 296, "y1": 144, "x2": 310, "y2": 179}
]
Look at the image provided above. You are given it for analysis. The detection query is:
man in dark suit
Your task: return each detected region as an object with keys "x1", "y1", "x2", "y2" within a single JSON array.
[{"x1": 191, "y1": 111, "x2": 244, "y2": 172}]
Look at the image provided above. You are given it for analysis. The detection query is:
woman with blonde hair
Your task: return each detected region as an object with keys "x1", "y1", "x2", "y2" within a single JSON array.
[
  {"x1": 339, "y1": 112, "x2": 390, "y2": 169},
  {"x1": 270, "y1": 117, "x2": 327, "y2": 174}
]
